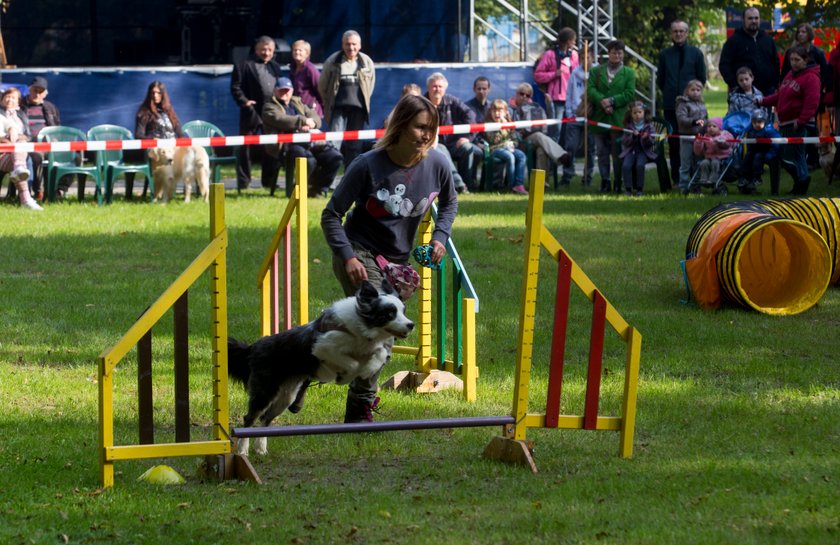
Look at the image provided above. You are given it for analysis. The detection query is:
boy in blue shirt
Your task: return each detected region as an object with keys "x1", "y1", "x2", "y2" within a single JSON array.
[{"x1": 737, "y1": 109, "x2": 780, "y2": 195}]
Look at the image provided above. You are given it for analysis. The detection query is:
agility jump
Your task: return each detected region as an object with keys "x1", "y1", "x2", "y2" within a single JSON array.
[
  {"x1": 96, "y1": 167, "x2": 641, "y2": 487},
  {"x1": 230, "y1": 169, "x2": 641, "y2": 477}
]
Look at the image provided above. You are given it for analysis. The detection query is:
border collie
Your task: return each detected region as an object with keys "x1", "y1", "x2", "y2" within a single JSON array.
[{"x1": 228, "y1": 279, "x2": 414, "y2": 456}]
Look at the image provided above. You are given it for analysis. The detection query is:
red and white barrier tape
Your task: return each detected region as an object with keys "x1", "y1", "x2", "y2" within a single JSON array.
[
  {"x1": 2, "y1": 117, "x2": 836, "y2": 153},
  {"x1": 0, "y1": 118, "x2": 562, "y2": 154}
]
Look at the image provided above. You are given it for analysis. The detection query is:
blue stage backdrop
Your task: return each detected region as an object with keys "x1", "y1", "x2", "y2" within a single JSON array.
[{"x1": 1, "y1": 63, "x2": 534, "y2": 138}]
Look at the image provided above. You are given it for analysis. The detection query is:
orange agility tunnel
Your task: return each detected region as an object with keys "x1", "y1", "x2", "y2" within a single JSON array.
[{"x1": 684, "y1": 198, "x2": 840, "y2": 315}]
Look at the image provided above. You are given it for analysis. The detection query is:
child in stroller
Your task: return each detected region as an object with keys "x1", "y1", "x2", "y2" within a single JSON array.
[{"x1": 690, "y1": 117, "x2": 735, "y2": 195}]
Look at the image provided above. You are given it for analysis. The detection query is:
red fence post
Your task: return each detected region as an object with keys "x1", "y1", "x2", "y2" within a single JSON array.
[{"x1": 584, "y1": 290, "x2": 607, "y2": 430}]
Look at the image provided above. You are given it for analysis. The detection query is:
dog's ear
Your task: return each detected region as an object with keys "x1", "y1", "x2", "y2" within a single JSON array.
[
  {"x1": 357, "y1": 280, "x2": 379, "y2": 302},
  {"x1": 379, "y1": 277, "x2": 396, "y2": 296}
]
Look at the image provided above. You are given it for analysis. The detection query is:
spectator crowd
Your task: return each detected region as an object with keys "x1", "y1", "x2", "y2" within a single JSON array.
[{"x1": 5, "y1": 12, "x2": 840, "y2": 211}]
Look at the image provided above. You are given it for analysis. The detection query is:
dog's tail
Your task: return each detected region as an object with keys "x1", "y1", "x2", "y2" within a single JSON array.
[{"x1": 227, "y1": 337, "x2": 252, "y2": 385}]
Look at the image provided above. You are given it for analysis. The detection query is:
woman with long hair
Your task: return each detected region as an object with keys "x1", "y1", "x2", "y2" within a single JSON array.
[
  {"x1": 125, "y1": 80, "x2": 184, "y2": 198},
  {"x1": 320, "y1": 94, "x2": 458, "y2": 423}
]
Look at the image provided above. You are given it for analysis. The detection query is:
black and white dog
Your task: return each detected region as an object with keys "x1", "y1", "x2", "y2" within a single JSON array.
[{"x1": 228, "y1": 279, "x2": 414, "y2": 456}]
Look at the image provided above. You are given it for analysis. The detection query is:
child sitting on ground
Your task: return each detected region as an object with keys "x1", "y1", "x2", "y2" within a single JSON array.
[
  {"x1": 675, "y1": 79, "x2": 708, "y2": 194},
  {"x1": 738, "y1": 109, "x2": 780, "y2": 195},
  {"x1": 483, "y1": 99, "x2": 528, "y2": 194},
  {"x1": 691, "y1": 118, "x2": 734, "y2": 194},
  {"x1": 619, "y1": 101, "x2": 656, "y2": 196}
]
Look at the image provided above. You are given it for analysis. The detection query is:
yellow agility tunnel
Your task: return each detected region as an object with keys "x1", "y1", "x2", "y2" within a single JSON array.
[{"x1": 684, "y1": 198, "x2": 840, "y2": 315}]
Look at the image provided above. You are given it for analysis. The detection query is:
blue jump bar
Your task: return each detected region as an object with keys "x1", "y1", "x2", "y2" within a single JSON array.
[{"x1": 232, "y1": 416, "x2": 516, "y2": 438}]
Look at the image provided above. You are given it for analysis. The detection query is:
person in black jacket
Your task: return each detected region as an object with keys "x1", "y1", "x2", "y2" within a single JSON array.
[
  {"x1": 657, "y1": 20, "x2": 707, "y2": 190},
  {"x1": 23, "y1": 76, "x2": 61, "y2": 201},
  {"x1": 424, "y1": 72, "x2": 479, "y2": 192},
  {"x1": 230, "y1": 36, "x2": 283, "y2": 190},
  {"x1": 719, "y1": 8, "x2": 780, "y2": 95}
]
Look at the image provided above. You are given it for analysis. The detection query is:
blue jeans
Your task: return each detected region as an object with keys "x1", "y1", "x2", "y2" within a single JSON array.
[
  {"x1": 329, "y1": 106, "x2": 368, "y2": 167},
  {"x1": 678, "y1": 138, "x2": 697, "y2": 191},
  {"x1": 451, "y1": 141, "x2": 483, "y2": 189},
  {"x1": 561, "y1": 121, "x2": 595, "y2": 185},
  {"x1": 491, "y1": 147, "x2": 527, "y2": 188},
  {"x1": 622, "y1": 151, "x2": 647, "y2": 192},
  {"x1": 551, "y1": 100, "x2": 566, "y2": 143},
  {"x1": 780, "y1": 124, "x2": 808, "y2": 183}
]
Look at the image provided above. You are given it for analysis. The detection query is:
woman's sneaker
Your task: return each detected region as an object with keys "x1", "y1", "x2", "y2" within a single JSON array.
[
  {"x1": 511, "y1": 184, "x2": 528, "y2": 195},
  {"x1": 22, "y1": 199, "x2": 44, "y2": 211}
]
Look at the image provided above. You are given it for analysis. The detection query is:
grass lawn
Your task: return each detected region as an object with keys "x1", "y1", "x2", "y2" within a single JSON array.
[{"x1": 1, "y1": 162, "x2": 839, "y2": 544}]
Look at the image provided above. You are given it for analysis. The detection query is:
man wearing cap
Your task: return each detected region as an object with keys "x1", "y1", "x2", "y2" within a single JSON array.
[
  {"x1": 263, "y1": 77, "x2": 343, "y2": 198},
  {"x1": 24, "y1": 76, "x2": 61, "y2": 201},
  {"x1": 318, "y1": 30, "x2": 375, "y2": 168},
  {"x1": 231, "y1": 35, "x2": 283, "y2": 191}
]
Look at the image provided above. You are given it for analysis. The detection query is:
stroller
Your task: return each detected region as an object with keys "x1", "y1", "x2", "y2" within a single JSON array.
[{"x1": 687, "y1": 111, "x2": 750, "y2": 195}]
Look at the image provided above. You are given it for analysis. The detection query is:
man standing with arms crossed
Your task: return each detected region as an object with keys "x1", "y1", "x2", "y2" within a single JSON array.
[{"x1": 657, "y1": 20, "x2": 707, "y2": 192}]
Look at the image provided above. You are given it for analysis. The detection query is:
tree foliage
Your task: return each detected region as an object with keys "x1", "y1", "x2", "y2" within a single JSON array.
[{"x1": 475, "y1": 0, "x2": 839, "y2": 61}]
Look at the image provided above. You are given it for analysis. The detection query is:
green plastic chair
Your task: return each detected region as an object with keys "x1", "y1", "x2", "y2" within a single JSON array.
[
  {"x1": 182, "y1": 120, "x2": 237, "y2": 184},
  {"x1": 40, "y1": 126, "x2": 103, "y2": 204},
  {"x1": 87, "y1": 124, "x2": 153, "y2": 203}
]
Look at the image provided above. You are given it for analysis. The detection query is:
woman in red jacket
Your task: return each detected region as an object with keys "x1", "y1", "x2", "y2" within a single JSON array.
[{"x1": 759, "y1": 45, "x2": 821, "y2": 194}]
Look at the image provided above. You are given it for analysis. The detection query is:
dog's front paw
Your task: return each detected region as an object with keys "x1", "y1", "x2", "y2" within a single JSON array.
[
  {"x1": 236, "y1": 437, "x2": 250, "y2": 456},
  {"x1": 254, "y1": 437, "x2": 268, "y2": 456}
]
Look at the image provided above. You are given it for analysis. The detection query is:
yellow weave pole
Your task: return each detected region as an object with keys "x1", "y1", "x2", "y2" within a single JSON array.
[
  {"x1": 461, "y1": 297, "x2": 477, "y2": 402},
  {"x1": 509, "y1": 169, "x2": 546, "y2": 441},
  {"x1": 98, "y1": 353, "x2": 114, "y2": 487},
  {"x1": 209, "y1": 184, "x2": 230, "y2": 441},
  {"x1": 619, "y1": 327, "x2": 642, "y2": 458},
  {"x1": 415, "y1": 209, "x2": 434, "y2": 373}
]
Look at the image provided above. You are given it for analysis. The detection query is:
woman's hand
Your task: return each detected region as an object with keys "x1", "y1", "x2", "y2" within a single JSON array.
[
  {"x1": 344, "y1": 256, "x2": 368, "y2": 286},
  {"x1": 430, "y1": 240, "x2": 447, "y2": 265}
]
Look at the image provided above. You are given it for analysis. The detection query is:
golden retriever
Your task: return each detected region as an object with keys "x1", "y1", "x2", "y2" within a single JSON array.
[
  {"x1": 818, "y1": 141, "x2": 835, "y2": 180},
  {"x1": 148, "y1": 146, "x2": 210, "y2": 203}
]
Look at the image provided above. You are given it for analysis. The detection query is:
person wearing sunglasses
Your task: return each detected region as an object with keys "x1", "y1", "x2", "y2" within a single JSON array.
[{"x1": 511, "y1": 82, "x2": 572, "y2": 185}]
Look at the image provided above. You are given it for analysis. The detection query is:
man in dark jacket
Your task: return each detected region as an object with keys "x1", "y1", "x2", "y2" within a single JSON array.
[
  {"x1": 23, "y1": 76, "x2": 61, "y2": 201},
  {"x1": 719, "y1": 7, "x2": 780, "y2": 95},
  {"x1": 424, "y1": 72, "x2": 479, "y2": 192},
  {"x1": 657, "y1": 20, "x2": 707, "y2": 190},
  {"x1": 262, "y1": 77, "x2": 343, "y2": 198},
  {"x1": 230, "y1": 36, "x2": 283, "y2": 190}
]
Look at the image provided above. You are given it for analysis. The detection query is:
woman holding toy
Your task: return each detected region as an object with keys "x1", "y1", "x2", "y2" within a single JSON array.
[{"x1": 321, "y1": 93, "x2": 458, "y2": 423}]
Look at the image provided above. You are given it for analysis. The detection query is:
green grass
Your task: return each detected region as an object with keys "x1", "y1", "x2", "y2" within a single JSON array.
[{"x1": 1, "y1": 167, "x2": 839, "y2": 544}]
